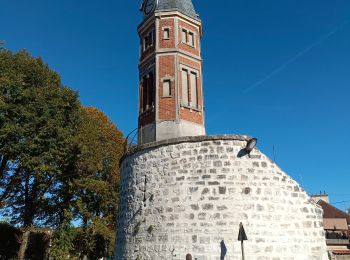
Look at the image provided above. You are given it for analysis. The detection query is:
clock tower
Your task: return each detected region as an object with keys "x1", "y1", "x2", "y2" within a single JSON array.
[{"x1": 137, "y1": 0, "x2": 206, "y2": 144}]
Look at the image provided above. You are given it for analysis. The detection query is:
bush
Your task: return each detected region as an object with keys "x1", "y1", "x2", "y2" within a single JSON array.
[
  {"x1": 0, "y1": 222, "x2": 21, "y2": 259},
  {"x1": 25, "y1": 231, "x2": 51, "y2": 260}
]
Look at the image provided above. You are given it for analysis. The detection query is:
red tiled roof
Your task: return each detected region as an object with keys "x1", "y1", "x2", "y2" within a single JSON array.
[
  {"x1": 317, "y1": 200, "x2": 350, "y2": 224},
  {"x1": 332, "y1": 249, "x2": 350, "y2": 255}
]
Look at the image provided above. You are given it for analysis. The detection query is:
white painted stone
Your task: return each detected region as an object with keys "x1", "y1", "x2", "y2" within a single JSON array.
[
  {"x1": 139, "y1": 120, "x2": 206, "y2": 145},
  {"x1": 114, "y1": 136, "x2": 328, "y2": 260}
]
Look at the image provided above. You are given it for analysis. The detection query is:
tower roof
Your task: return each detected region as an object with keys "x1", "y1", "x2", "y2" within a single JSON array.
[{"x1": 156, "y1": 0, "x2": 199, "y2": 19}]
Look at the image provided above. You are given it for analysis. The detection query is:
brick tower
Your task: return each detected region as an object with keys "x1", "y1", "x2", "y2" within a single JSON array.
[{"x1": 138, "y1": 0, "x2": 206, "y2": 144}]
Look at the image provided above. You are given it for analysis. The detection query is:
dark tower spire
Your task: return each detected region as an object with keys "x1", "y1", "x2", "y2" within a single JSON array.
[{"x1": 156, "y1": 0, "x2": 199, "y2": 19}]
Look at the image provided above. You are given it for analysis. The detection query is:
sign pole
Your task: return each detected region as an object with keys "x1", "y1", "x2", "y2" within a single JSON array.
[{"x1": 241, "y1": 240, "x2": 245, "y2": 260}]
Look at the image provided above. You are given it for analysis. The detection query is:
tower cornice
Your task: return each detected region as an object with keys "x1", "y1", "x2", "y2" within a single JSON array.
[
  {"x1": 139, "y1": 50, "x2": 202, "y2": 70},
  {"x1": 138, "y1": 11, "x2": 202, "y2": 35}
]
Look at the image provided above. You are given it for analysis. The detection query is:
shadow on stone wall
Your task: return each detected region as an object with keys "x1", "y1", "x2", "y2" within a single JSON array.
[
  {"x1": 237, "y1": 149, "x2": 249, "y2": 158},
  {"x1": 220, "y1": 240, "x2": 227, "y2": 260}
]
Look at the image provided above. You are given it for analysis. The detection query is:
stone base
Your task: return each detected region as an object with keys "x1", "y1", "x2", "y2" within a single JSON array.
[
  {"x1": 115, "y1": 135, "x2": 328, "y2": 260},
  {"x1": 138, "y1": 120, "x2": 206, "y2": 145}
]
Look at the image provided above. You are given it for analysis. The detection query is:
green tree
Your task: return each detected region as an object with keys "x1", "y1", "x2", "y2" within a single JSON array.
[
  {"x1": 49, "y1": 221, "x2": 76, "y2": 260},
  {"x1": 1, "y1": 49, "x2": 125, "y2": 259},
  {"x1": 0, "y1": 49, "x2": 81, "y2": 258},
  {"x1": 72, "y1": 106, "x2": 124, "y2": 258}
]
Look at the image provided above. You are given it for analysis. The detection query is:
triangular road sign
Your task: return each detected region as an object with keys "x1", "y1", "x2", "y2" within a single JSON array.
[{"x1": 238, "y1": 222, "x2": 248, "y2": 241}]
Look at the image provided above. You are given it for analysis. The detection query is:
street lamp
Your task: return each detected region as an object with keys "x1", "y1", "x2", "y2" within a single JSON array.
[{"x1": 245, "y1": 138, "x2": 257, "y2": 153}]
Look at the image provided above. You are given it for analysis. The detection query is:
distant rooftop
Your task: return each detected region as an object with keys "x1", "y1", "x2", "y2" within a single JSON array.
[
  {"x1": 317, "y1": 200, "x2": 350, "y2": 224},
  {"x1": 311, "y1": 193, "x2": 329, "y2": 203}
]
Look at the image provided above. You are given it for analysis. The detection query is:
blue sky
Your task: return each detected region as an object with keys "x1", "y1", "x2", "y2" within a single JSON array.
[{"x1": 1, "y1": 0, "x2": 350, "y2": 210}]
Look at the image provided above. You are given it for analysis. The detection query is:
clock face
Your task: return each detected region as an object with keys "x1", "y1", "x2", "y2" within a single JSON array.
[{"x1": 143, "y1": 0, "x2": 157, "y2": 15}]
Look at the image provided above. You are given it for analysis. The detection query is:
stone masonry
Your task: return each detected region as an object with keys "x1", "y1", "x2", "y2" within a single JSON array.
[{"x1": 114, "y1": 135, "x2": 328, "y2": 260}]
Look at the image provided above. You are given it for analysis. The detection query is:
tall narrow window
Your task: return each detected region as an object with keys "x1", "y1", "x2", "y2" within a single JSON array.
[
  {"x1": 190, "y1": 72, "x2": 198, "y2": 108},
  {"x1": 143, "y1": 30, "x2": 154, "y2": 52},
  {"x1": 149, "y1": 31, "x2": 154, "y2": 46},
  {"x1": 188, "y1": 32, "x2": 195, "y2": 46},
  {"x1": 143, "y1": 37, "x2": 147, "y2": 52},
  {"x1": 163, "y1": 28, "x2": 170, "y2": 40},
  {"x1": 141, "y1": 72, "x2": 155, "y2": 112},
  {"x1": 147, "y1": 72, "x2": 154, "y2": 108},
  {"x1": 142, "y1": 76, "x2": 148, "y2": 111},
  {"x1": 181, "y1": 69, "x2": 189, "y2": 106},
  {"x1": 163, "y1": 80, "x2": 171, "y2": 97},
  {"x1": 182, "y1": 29, "x2": 187, "y2": 43}
]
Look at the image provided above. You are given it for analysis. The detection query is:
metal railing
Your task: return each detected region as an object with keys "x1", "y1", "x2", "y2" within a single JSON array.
[{"x1": 123, "y1": 128, "x2": 138, "y2": 154}]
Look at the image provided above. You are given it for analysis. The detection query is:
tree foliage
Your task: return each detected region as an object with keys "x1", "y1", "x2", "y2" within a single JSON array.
[
  {"x1": 49, "y1": 221, "x2": 76, "y2": 260},
  {"x1": 0, "y1": 49, "x2": 81, "y2": 227},
  {"x1": 49, "y1": 107, "x2": 124, "y2": 258},
  {"x1": 0, "y1": 49, "x2": 124, "y2": 258},
  {"x1": 73, "y1": 106, "x2": 124, "y2": 258}
]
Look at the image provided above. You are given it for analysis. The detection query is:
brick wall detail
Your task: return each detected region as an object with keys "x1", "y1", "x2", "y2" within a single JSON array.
[
  {"x1": 178, "y1": 20, "x2": 200, "y2": 57},
  {"x1": 140, "y1": 24, "x2": 156, "y2": 61},
  {"x1": 158, "y1": 55, "x2": 176, "y2": 120},
  {"x1": 159, "y1": 18, "x2": 175, "y2": 49}
]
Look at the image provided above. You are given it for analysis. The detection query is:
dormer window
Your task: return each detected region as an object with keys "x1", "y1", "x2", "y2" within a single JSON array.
[{"x1": 143, "y1": 30, "x2": 154, "y2": 52}]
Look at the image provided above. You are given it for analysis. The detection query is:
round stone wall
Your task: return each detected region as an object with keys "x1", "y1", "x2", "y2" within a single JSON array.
[{"x1": 114, "y1": 135, "x2": 327, "y2": 260}]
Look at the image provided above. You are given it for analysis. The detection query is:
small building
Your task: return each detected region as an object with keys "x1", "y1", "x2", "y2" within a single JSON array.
[{"x1": 312, "y1": 194, "x2": 350, "y2": 259}]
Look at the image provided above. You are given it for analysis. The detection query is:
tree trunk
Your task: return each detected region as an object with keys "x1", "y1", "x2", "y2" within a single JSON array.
[
  {"x1": 18, "y1": 229, "x2": 30, "y2": 260},
  {"x1": 19, "y1": 172, "x2": 32, "y2": 260},
  {"x1": 0, "y1": 155, "x2": 9, "y2": 177},
  {"x1": 23, "y1": 172, "x2": 33, "y2": 227}
]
